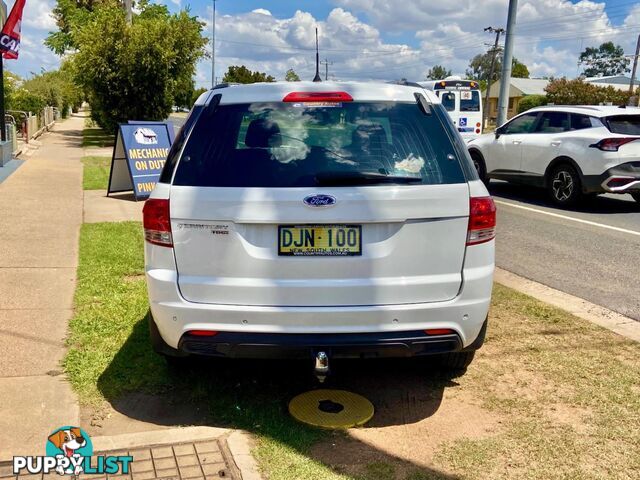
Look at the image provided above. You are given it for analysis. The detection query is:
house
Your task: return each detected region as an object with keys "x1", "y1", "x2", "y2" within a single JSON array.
[
  {"x1": 486, "y1": 78, "x2": 549, "y2": 122},
  {"x1": 584, "y1": 75, "x2": 633, "y2": 91}
]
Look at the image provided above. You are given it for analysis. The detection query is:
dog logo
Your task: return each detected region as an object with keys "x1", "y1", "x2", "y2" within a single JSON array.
[
  {"x1": 13, "y1": 426, "x2": 132, "y2": 476},
  {"x1": 134, "y1": 127, "x2": 158, "y2": 145},
  {"x1": 46, "y1": 426, "x2": 93, "y2": 475}
]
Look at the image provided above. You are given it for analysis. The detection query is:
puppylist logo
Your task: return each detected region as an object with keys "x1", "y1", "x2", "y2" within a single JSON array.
[{"x1": 13, "y1": 426, "x2": 133, "y2": 476}]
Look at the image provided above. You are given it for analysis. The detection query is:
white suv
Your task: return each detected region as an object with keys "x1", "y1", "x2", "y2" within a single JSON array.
[
  {"x1": 468, "y1": 105, "x2": 640, "y2": 206},
  {"x1": 143, "y1": 82, "x2": 495, "y2": 374}
]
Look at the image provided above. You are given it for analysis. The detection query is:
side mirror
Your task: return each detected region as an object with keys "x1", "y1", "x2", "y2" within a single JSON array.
[{"x1": 495, "y1": 126, "x2": 505, "y2": 139}]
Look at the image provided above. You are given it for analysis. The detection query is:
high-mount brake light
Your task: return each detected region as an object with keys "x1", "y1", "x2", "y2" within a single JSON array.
[
  {"x1": 590, "y1": 138, "x2": 638, "y2": 152},
  {"x1": 143, "y1": 198, "x2": 173, "y2": 247},
  {"x1": 282, "y1": 92, "x2": 353, "y2": 103},
  {"x1": 467, "y1": 197, "x2": 496, "y2": 246}
]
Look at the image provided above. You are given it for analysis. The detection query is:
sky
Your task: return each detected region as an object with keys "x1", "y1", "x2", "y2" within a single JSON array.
[{"x1": 13, "y1": 0, "x2": 640, "y2": 88}]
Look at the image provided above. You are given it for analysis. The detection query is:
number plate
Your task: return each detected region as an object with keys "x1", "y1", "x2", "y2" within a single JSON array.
[{"x1": 278, "y1": 225, "x2": 362, "y2": 256}]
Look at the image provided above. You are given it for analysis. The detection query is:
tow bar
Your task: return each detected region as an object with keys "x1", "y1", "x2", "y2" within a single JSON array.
[{"x1": 314, "y1": 351, "x2": 330, "y2": 383}]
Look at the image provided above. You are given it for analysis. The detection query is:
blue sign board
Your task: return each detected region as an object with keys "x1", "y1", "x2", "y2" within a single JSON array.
[{"x1": 107, "y1": 123, "x2": 173, "y2": 200}]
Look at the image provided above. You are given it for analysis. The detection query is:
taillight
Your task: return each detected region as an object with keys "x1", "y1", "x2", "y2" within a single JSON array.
[
  {"x1": 283, "y1": 91, "x2": 353, "y2": 102},
  {"x1": 467, "y1": 197, "x2": 496, "y2": 246},
  {"x1": 143, "y1": 198, "x2": 173, "y2": 247},
  {"x1": 590, "y1": 138, "x2": 638, "y2": 152}
]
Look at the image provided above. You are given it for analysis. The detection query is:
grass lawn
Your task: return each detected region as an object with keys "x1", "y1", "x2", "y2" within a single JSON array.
[
  {"x1": 83, "y1": 126, "x2": 115, "y2": 149},
  {"x1": 67, "y1": 222, "x2": 640, "y2": 480},
  {"x1": 81, "y1": 156, "x2": 111, "y2": 190}
]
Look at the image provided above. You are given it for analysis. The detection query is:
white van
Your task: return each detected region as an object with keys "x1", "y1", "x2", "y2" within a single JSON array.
[
  {"x1": 420, "y1": 77, "x2": 483, "y2": 141},
  {"x1": 143, "y1": 81, "x2": 495, "y2": 375}
]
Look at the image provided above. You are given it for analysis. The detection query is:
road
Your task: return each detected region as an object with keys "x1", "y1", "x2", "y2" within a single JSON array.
[{"x1": 491, "y1": 181, "x2": 640, "y2": 321}]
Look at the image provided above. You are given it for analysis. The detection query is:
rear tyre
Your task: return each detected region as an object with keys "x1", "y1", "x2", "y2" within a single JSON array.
[
  {"x1": 469, "y1": 151, "x2": 489, "y2": 186},
  {"x1": 548, "y1": 164, "x2": 582, "y2": 207},
  {"x1": 435, "y1": 351, "x2": 475, "y2": 371}
]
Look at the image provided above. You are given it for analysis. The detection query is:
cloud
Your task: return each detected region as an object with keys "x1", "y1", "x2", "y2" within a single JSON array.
[
  {"x1": 198, "y1": 7, "x2": 424, "y2": 86},
  {"x1": 22, "y1": 0, "x2": 57, "y2": 30},
  {"x1": 334, "y1": 0, "x2": 640, "y2": 78}
]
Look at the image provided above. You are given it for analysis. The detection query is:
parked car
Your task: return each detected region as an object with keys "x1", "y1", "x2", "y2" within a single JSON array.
[
  {"x1": 468, "y1": 105, "x2": 640, "y2": 206},
  {"x1": 143, "y1": 81, "x2": 495, "y2": 375}
]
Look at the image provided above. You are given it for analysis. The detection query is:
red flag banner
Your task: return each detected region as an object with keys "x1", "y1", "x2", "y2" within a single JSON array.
[{"x1": 0, "y1": 0, "x2": 26, "y2": 59}]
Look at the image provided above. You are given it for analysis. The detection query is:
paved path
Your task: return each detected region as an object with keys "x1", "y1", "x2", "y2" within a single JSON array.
[
  {"x1": 491, "y1": 181, "x2": 640, "y2": 321},
  {"x1": 0, "y1": 114, "x2": 85, "y2": 459}
]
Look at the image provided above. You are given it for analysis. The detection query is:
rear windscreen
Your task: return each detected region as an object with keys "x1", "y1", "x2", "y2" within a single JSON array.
[
  {"x1": 460, "y1": 90, "x2": 480, "y2": 112},
  {"x1": 605, "y1": 115, "x2": 640, "y2": 135},
  {"x1": 172, "y1": 101, "x2": 466, "y2": 188}
]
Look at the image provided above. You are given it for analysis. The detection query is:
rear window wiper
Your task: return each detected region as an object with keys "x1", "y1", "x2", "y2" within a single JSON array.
[{"x1": 315, "y1": 171, "x2": 422, "y2": 186}]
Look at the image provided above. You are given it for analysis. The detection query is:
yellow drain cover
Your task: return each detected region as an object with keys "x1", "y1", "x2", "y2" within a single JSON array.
[{"x1": 288, "y1": 389, "x2": 374, "y2": 429}]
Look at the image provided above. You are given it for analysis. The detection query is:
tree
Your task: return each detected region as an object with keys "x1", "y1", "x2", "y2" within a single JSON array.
[
  {"x1": 545, "y1": 77, "x2": 634, "y2": 106},
  {"x1": 222, "y1": 65, "x2": 275, "y2": 84},
  {"x1": 467, "y1": 53, "x2": 530, "y2": 84},
  {"x1": 45, "y1": 0, "x2": 110, "y2": 54},
  {"x1": 285, "y1": 68, "x2": 300, "y2": 82},
  {"x1": 579, "y1": 42, "x2": 630, "y2": 77},
  {"x1": 68, "y1": 3, "x2": 207, "y2": 131},
  {"x1": 517, "y1": 94, "x2": 547, "y2": 114},
  {"x1": 466, "y1": 52, "x2": 499, "y2": 85},
  {"x1": 21, "y1": 67, "x2": 83, "y2": 117},
  {"x1": 426, "y1": 65, "x2": 452, "y2": 80},
  {"x1": 512, "y1": 58, "x2": 530, "y2": 78}
]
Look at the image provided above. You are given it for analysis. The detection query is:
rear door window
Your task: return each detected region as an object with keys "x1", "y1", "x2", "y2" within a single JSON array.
[
  {"x1": 535, "y1": 112, "x2": 570, "y2": 133},
  {"x1": 605, "y1": 115, "x2": 640, "y2": 135},
  {"x1": 172, "y1": 101, "x2": 467, "y2": 188},
  {"x1": 439, "y1": 92, "x2": 456, "y2": 112},
  {"x1": 569, "y1": 113, "x2": 593, "y2": 131}
]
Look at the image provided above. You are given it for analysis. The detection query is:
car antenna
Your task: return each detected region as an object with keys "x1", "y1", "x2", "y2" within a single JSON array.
[{"x1": 313, "y1": 27, "x2": 322, "y2": 82}]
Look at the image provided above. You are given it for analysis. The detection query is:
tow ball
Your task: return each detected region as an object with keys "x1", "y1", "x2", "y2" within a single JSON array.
[{"x1": 314, "y1": 351, "x2": 330, "y2": 383}]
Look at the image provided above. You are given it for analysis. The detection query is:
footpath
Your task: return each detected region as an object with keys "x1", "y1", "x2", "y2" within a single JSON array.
[
  {"x1": 0, "y1": 114, "x2": 83, "y2": 458},
  {"x1": 0, "y1": 114, "x2": 260, "y2": 480}
]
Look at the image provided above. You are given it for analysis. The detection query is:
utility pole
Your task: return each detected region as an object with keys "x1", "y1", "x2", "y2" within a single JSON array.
[
  {"x1": 628, "y1": 34, "x2": 640, "y2": 94},
  {"x1": 496, "y1": 0, "x2": 518, "y2": 127},
  {"x1": 123, "y1": 0, "x2": 132, "y2": 25},
  {"x1": 211, "y1": 0, "x2": 217, "y2": 88},
  {"x1": 483, "y1": 27, "x2": 504, "y2": 128},
  {"x1": 320, "y1": 58, "x2": 333, "y2": 81}
]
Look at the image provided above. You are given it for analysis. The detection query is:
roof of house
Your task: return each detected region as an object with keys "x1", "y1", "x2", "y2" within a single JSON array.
[
  {"x1": 584, "y1": 75, "x2": 631, "y2": 85},
  {"x1": 488, "y1": 78, "x2": 549, "y2": 97}
]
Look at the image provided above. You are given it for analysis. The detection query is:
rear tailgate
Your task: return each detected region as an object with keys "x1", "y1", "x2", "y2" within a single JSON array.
[{"x1": 171, "y1": 184, "x2": 469, "y2": 307}]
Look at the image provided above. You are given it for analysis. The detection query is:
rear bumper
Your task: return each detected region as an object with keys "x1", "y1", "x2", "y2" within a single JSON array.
[
  {"x1": 180, "y1": 330, "x2": 463, "y2": 359},
  {"x1": 583, "y1": 162, "x2": 640, "y2": 194},
  {"x1": 150, "y1": 316, "x2": 488, "y2": 359},
  {"x1": 145, "y1": 240, "x2": 494, "y2": 353}
]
